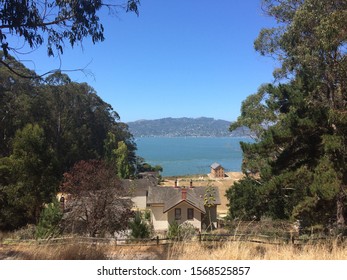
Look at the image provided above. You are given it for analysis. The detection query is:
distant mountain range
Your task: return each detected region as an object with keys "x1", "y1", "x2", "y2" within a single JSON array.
[{"x1": 127, "y1": 117, "x2": 253, "y2": 137}]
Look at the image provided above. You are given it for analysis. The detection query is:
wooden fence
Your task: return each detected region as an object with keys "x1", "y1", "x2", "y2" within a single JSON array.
[{"x1": 1, "y1": 232, "x2": 344, "y2": 247}]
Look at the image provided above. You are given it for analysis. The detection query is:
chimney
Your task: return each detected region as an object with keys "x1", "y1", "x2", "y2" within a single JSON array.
[
  {"x1": 174, "y1": 179, "x2": 178, "y2": 188},
  {"x1": 181, "y1": 187, "x2": 187, "y2": 200},
  {"x1": 190, "y1": 179, "x2": 193, "y2": 188}
]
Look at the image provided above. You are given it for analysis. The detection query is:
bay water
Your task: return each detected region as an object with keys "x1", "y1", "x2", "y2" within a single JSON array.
[{"x1": 135, "y1": 137, "x2": 253, "y2": 176}]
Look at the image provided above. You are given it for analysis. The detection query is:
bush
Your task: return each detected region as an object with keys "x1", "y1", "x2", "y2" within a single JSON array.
[
  {"x1": 178, "y1": 222, "x2": 196, "y2": 240},
  {"x1": 35, "y1": 198, "x2": 63, "y2": 239},
  {"x1": 144, "y1": 210, "x2": 151, "y2": 221},
  {"x1": 129, "y1": 211, "x2": 150, "y2": 239},
  {"x1": 167, "y1": 221, "x2": 197, "y2": 240},
  {"x1": 12, "y1": 224, "x2": 36, "y2": 240},
  {"x1": 167, "y1": 220, "x2": 180, "y2": 239}
]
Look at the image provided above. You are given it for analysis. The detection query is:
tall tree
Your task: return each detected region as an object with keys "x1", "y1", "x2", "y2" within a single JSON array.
[
  {"x1": 115, "y1": 141, "x2": 132, "y2": 179},
  {"x1": 229, "y1": 0, "x2": 347, "y2": 232},
  {"x1": 0, "y1": 124, "x2": 58, "y2": 229}
]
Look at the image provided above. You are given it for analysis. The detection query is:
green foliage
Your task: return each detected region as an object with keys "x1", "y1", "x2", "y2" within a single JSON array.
[
  {"x1": 230, "y1": 84, "x2": 279, "y2": 139},
  {"x1": 0, "y1": 59, "x2": 137, "y2": 230},
  {"x1": 167, "y1": 220, "x2": 180, "y2": 239},
  {"x1": 0, "y1": 1, "x2": 140, "y2": 77},
  {"x1": 0, "y1": 124, "x2": 58, "y2": 229},
  {"x1": 203, "y1": 184, "x2": 217, "y2": 230},
  {"x1": 144, "y1": 210, "x2": 151, "y2": 221},
  {"x1": 129, "y1": 211, "x2": 151, "y2": 239},
  {"x1": 116, "y1": 141, "x2": 132, "y2": 179},
  {"x1": 228, "y1": 0, "x2": 347, "y2": 232},
  {"x1": 105, "y1": 134, "x2": 137, "y2": 179},
  {"x1": 177, "y1": 222, "x2": 196, "y2": 239},
  {"x1": 35, "y1": 198, "x2": 63, "y2": 239},
  {"x1": 136, "y1": 157, "x2": 163, "y2": 176},
  {"x1": 226, "y1": 177, "x2": 262, "y2": 220},
  {"x1": 167, "y1": 221, "x2": 196, "y2": 240},
  {"x1": 311, "y1": 157, "x2": 340, "y2": 200},
  {"x1": 204, "y1": 185, "x2": 215, "y2": 207}
]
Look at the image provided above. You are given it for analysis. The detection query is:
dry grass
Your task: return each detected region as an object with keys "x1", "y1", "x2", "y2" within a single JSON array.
[
  {"x1": 0, "y1": 243, "x2": 109, "y2": 260},
  {"x1": 167, "y1": 240, "x2": 347, "y2": 260},
  {"x1": 0, "y1": 240, "x2": 170, "y2": 260},
  {"x1": 1, "y1": 239, "x2": 346, "y2": 260}
]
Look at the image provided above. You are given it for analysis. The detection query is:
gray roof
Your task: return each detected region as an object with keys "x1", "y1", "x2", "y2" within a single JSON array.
[
  {"x1": 211, "y1": 162, "x2": 222, "y2": 170},
  {"x1": 147, "y1": 185, "x2": 221, "y2": 213},
  {"x1": 121, "y1": 177, "x2": 157, "y2": 196},
  {"x1": 163, "y1": 191, "x2": 206, "y2": 213}
]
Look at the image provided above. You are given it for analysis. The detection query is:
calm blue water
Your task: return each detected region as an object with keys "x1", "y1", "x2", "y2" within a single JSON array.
[{"x1": 135, "y1": 137, "x2": 253, "y2": 176}]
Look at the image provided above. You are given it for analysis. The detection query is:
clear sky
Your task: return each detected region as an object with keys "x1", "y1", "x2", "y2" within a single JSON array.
[{"x1": 18, "y1": 0, "x2": 278, "y2": 123}]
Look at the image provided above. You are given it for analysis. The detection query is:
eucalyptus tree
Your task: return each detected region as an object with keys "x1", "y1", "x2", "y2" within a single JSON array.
[{"x1": 0, "y1": 0, "x2": 140, "y2": 77}]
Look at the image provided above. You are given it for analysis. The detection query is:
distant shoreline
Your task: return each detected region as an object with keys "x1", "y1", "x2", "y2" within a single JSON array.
[
  {"x1": 134, "y1": 135, "x2": 252, "y2": 139},
  {"x1": 162, "y1": 171, "x2": 244, "y2": 180}
]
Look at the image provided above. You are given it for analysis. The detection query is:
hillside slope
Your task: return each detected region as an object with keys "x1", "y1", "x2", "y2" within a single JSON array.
[{"x1": 127, "y1": 117, "x2": 251, "y2": 137}]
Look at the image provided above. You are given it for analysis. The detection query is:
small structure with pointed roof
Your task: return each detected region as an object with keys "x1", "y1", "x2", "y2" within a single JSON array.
[{"x1": 210, "y1": 162, "x2": 225, "y2": 178}]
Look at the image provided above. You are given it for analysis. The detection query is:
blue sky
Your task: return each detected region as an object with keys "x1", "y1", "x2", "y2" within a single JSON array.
[{"x1": 17, "y1": 0, "x2": 278, "y2": 123}]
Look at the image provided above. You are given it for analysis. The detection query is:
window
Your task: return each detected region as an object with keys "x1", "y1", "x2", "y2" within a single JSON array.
[
  {"x1": 175, "y1": 208, "x2": 181, "y2": 220},
  {"x1": 187, "y1": 208, "x2": 194, "y2": 220}
]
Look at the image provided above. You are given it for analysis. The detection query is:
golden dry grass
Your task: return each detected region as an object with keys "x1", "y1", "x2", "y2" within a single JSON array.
[
  {"x1": 167, "y1": 240, "x2": 347, "y2": 260},
  {"x1": 1, "y1": 239, "x2": 346, "y2": 260},
  {"x1": 0, "y1": 243, "x2": 109, "y2": 260}
]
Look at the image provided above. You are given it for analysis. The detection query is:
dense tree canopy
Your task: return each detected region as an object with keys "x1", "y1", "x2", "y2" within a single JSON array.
[
  {"x1": 0, "y1": 56, "x2": 137, "y2": 230},
  {"x1": 228, "y1": 0, "x2": 347, "y2": 233},
  {"x1": 0, "y1": 0, "x2": 140, "y2": 77}
]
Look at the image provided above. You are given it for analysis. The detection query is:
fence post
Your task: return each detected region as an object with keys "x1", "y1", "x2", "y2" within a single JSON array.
[{"x1": 156, "y1": 236, "x2": 159, "y2": 246}]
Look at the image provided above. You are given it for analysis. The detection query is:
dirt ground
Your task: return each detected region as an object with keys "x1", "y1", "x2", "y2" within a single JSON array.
[{"x1": 161, "y1": 172, "x2": 244, "y2": 217}]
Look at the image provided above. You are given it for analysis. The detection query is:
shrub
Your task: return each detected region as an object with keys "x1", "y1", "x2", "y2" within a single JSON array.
[
  {"x1": 144, "y1": 210, "x2": 151, "y2": 221},
  {"x1": 167, "y1": 220, "x2": 180, "y2": 239},
  {"x1": 129, "y1": 211, "x2": 150, "y2": 239},
  {"x1": 12, "y1": 224, "x2": 36, "y2": 240},
  {"x1": 35, "y1": 198, "x2": 63, "y2": 239},
  {"x1": 178, "y1": 222, "x2": 196, "y2": 240},
  {"x1": 167, "y1": 221, "x2": 197, "y2": 240}
]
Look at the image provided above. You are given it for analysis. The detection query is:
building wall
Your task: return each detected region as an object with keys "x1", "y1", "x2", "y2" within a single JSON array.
[
  {"x1": 131, "y1": 195, "x2": 147, "y2": 210},
  {"x1": 211, "y1": 167, "x2": 224, "y2": 178},
  {"x1": 150, "y1": 205, "x2": 169, "y2": 231},
  {"x1": 167, "y1": 202, "x2": 202, "y2": 230}
]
